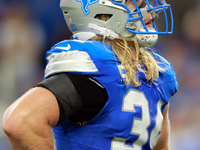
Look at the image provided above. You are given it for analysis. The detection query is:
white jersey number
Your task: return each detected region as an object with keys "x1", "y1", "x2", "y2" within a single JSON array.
[{"x1": 111, "y1": 89, "x2": 164, "y2": 150}]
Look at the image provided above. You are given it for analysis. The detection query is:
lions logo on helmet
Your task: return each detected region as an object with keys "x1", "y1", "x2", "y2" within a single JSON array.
[{"x1": 76, "y1": 0, "x2": 99, "y2": 15}]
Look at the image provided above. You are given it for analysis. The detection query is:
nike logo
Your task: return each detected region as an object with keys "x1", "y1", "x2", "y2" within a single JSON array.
[{"x1": 55, "y1": 44, "x2": 71, "y2": 50}]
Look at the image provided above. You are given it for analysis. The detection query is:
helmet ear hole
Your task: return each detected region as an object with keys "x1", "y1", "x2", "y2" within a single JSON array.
[{"x1": 94, "y1": 14, "x2": 113, "y2": 21}]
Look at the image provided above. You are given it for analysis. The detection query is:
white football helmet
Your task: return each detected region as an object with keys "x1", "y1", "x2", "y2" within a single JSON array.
[{"x1": 60, "y1": 0, "x2": 173, "y2": 47}]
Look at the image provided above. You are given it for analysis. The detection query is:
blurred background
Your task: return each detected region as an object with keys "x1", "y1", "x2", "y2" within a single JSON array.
[{"x1": 0, "y1": 0, "x2": 200, "y2": 149}]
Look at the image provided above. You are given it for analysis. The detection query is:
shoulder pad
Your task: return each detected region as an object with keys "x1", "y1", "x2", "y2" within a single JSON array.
[{"x1": 44, "y1": 40, "x2": 116, "y2": 78}]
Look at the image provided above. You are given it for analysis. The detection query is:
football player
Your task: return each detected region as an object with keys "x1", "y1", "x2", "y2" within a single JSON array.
[{"x1": 3, "y1": 0, "x2": 178, "y2": 150}]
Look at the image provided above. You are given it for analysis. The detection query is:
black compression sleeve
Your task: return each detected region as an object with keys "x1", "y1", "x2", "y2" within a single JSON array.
[
  {"x1": 35, "y1": 73, "x2": 108, "y2": 126},
  {"x1": 36, "y1": 73, "x2": 82, "y2": 126},
  {"x1": 67, "y1": 73, "x2": 108, "y2": 123}
]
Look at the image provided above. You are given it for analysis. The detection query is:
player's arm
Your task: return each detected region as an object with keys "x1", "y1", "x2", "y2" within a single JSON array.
[
  {"x1": 153, "y1": 103, "x2": 171, "y2": 150},
  {"x1": 3, "y1": 87, "x2": 59, "y2": 150},
  {"x1": 3, "y1": 73, "x2": 83, "y2": 150}
]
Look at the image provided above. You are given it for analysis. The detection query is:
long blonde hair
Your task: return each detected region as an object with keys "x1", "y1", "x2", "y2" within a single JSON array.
[
  {"x1": 91, "y1": 15, "x2": 166, "y2": 87},
  {"x1": 91, "y1": 34, "x2": 166, "y2": 87}
]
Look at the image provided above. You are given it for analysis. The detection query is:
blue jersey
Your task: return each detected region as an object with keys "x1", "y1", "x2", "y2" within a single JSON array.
[{"x1": 44, "y1": 39, "x2": 178, "y2": 150}]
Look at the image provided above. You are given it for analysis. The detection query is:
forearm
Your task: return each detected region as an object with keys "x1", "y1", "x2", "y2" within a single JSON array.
[
  {"x1": 4, "y1": 105, "x2": 56, "y2": 150},
  {"x1": 7, "y1": 124, "x2": 55, "y2": 150}
]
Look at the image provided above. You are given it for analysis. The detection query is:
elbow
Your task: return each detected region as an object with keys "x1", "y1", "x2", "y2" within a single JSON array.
[
  {"x1": 3, "y1": 108, "x2": 14, "y2": 136},
  {"x1": 3, "y1": 107, "x2": 27, "y2": 138}
]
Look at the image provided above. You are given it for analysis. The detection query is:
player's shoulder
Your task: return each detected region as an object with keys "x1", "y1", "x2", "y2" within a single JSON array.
[
  {"x1": 151, "y1": 50, "x2": 178, "y2": 96},
  {"x1": 46, "y1": 39, "x2": 114, "y2": 60},
  {"x1": 151, "y1": 50, "x2": 176, "y2": 81}
]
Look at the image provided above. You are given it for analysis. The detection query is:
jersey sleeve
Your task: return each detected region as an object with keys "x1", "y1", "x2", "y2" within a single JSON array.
[
  {"x1": 44, "y1": 40, "x2": 115, "y2": 79},
  {"x1": 44, "y1": 40, "x2": 98, "y2": 78}
]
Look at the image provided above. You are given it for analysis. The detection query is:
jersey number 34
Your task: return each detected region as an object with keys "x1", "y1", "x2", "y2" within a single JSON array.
[{"x1": 111, "y1": 89, "x2": 164, "y2": 150}]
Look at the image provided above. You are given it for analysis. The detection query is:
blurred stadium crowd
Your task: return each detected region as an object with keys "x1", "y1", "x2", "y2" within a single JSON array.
[{"x1": 0, "y1": 0, "x2": 200, "y2": 149}]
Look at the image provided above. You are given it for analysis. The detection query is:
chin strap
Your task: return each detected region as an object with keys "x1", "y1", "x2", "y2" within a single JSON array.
[
  {"x1": 88, "y1": 23, "x2": 121, "y2": 39},
  {"x1": 72, "y1": 23, "x2": 121, "y2": 40}
]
